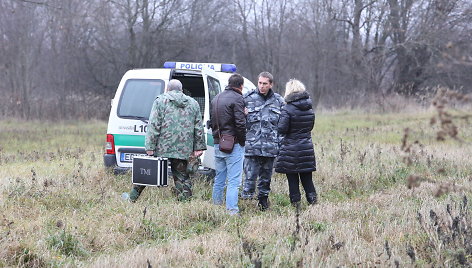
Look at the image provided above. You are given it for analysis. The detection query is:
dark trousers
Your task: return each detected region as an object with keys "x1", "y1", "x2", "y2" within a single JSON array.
[
  {"x1": 286, "y1": 172, "x2": 315, "y2": 203},
  {"x1": 242, "y1": 156, "x2": 275, "y2": 199}
]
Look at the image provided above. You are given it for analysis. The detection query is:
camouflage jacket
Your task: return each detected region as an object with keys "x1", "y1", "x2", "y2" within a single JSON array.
[
  {"x1": 145, "y1": 90, "x2": 206, "y2": 160},
  {"x1": 244, "y1": 88, "x2": 284, "y2": 157}
]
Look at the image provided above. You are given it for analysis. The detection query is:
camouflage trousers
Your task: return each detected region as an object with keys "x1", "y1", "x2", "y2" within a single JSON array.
[
  {"x1": 241, "y1": 156, "x2": 275, "y2": 199},
  {"x1": 131, "y1": 158, "x2": 192, "y2": 202}
]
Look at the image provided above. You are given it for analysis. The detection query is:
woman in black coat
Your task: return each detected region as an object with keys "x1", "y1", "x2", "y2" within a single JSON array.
[{"x1": 275, "y1": 79, "x2": 317, "y2": 206}]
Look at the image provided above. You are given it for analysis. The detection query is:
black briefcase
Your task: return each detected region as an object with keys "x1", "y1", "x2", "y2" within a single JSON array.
[{"x1": 132, "y1": 156, "x2": 168, "y2": 187}]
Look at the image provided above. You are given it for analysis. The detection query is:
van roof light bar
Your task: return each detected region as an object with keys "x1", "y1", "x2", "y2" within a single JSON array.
[{"x1": 163, "y1": 61, "x2": 237, "y2": 73}]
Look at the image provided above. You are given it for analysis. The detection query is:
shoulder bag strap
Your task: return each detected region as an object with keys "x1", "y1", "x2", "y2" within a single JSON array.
[{"x1": 215, "y1": 94, "x2": 222, "y2": 141}]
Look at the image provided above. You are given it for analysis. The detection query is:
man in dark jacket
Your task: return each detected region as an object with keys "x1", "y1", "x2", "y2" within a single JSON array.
[
  {"x1": 242, "y1": 71, "x2": 284, "y2": 210},
  {"x1": 210, "y1": 73, "x2": 246, "y2": 215}
]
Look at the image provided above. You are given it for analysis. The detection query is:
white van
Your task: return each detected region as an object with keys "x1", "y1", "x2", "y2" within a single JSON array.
[{"x1": 104, "y1": 62, "x2": 255, "y2": 174}]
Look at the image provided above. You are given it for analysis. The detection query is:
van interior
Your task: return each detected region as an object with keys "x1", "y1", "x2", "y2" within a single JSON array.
[{"x1": 172, "y1": 70, "x2": 205, "y2": 117}]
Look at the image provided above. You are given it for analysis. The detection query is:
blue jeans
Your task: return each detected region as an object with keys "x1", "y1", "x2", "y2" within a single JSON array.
[{"x1": 212, "y1": 143, "x2": 244, "y2": 214}]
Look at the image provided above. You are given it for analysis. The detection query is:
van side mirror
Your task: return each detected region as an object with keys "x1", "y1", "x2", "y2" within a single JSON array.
[{"x1": 206, "y1": 120, "x2": 211, "y2": 129}]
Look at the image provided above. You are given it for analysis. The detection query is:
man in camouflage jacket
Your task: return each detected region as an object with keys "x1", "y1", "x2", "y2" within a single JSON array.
[
  {"x1": 126, "y1": 79, "x2": 206, "y2": 202},
  {"x1": 242, "y1": 72, "x2": 284, "y2": 210}
]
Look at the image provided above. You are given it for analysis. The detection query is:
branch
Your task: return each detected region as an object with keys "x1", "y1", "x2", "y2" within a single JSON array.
[
  {"x1": 333, "y1": 13, "x2": 354, "y2": 27},
  {"x1": 361, "y1": 0, "x2": 378, "y2": 12},
  {"x1": 13, "y1": 0, "x2": 46, "y2": 5},
  {"x1": 12, "y1": 0, "x2": 62, "y2": 10}
]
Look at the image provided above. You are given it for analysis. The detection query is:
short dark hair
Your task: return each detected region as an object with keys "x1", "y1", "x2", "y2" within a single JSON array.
[
  {"x1": 258, "y1": 71, "x2": 273, "y2": 83},
  {"x1": 228, "y1": 73, "x2": 244, "y2": 88}
]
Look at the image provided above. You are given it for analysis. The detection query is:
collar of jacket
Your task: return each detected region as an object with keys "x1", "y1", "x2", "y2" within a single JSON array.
[
  {"x1": 285, "y1": 90, "x2": 310, "y2": 103},
  {"x1": 225, "y1": 86, "x2": 243, "y2": 95},
  {"x1": 163, "y1": 90, "x2": 189, "y2": 107},
  {"x1": 258, "y1": 88, "x2": 273, "y2": 99}
]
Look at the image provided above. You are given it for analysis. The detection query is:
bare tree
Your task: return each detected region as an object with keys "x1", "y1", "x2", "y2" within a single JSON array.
[
  {"x1": 252, "y1": 0, "x2": 294, "y2": 87},
  {"x1": 169, "y1": 0, "x2": 231, "y2": 63},
  {"x1": 1, "y1": 0, "x2": 471, "y2": 119},
  {"x1": 0, "y1": 1, "x2": 46, "y2": 119}
]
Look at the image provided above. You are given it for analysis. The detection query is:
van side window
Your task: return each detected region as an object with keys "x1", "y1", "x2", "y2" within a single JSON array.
[
  {"x1": 117, "y1": 79, "x2": 165, "y2": 119},
  {"x1": 208, "y1": 76, "x2": 221, "y2": 113}
]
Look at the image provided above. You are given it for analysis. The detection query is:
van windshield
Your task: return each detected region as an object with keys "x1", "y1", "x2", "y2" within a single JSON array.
[{"x1": 117, "y1": 79, "x2": 165, "y2": 119}]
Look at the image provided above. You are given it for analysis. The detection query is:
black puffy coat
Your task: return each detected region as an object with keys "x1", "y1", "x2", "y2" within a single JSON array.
[{"x1": 275, "y1": 91, "x2": 316, "y2": 173}]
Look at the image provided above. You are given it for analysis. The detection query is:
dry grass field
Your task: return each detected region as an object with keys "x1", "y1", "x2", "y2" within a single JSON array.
[{"x1": 0, "y1": 104, "x2": 471, "y2": 267}]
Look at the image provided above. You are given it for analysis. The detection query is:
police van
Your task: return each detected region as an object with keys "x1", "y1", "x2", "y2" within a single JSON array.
[{"x1": 104, "y1": 62, "x2": 255, "y2": 174}]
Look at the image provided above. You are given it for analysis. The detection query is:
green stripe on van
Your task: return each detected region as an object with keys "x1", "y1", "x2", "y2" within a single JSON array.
[
  {"x1": 114, "y1": 133, "x2": 214, "y2": 147},
  {"x1": 114, "y1": 134, "x2": 145, "y2": 147},
  {"x1": 206, "y1": 133, "x2": 214, "y2": 146}
]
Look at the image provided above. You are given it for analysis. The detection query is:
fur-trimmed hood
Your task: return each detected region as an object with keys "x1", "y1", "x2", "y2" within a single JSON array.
[{"x1": 285, "y1": 91, "x2": 312, "y2": 111}]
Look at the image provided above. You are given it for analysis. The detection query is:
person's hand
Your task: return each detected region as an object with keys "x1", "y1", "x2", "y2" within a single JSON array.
[
  {"x1": 244, "y1": 107, "x2": 248, "y2": 115},
  {"x1": 146, "y1": 150, "x2": 154, "y2": 156},
  {"x1": 193, "y1": 150, "x2": 203, "y2": 157}
]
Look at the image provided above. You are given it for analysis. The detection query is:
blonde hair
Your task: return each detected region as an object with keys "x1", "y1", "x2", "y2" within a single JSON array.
[{"x1": 284, "y1": 79, "x2": 306, "y2": 98}]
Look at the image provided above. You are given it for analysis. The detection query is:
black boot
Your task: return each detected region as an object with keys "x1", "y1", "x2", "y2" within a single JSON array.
[
  {"x1": 289, "y1": 193, "x2": 301, "y2": 204},
  {"x1": 258, "y1": 196, "x2": 269, "y2": 211},
  {"x1": 306, "y1": 191, "x2": 318, "y2": 205},
  {"x1": 291, "y1": 201, "x2": 301, "y2": 211}
]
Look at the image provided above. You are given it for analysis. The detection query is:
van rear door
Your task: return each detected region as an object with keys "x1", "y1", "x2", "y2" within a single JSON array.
[{"x1": 201, "y1": 67, "x2": 222, "y2": 170}]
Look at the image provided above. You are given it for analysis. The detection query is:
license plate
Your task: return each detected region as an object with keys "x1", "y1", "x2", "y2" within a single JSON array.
[{"x1": 120, "y1": 153, "x2": 146, "y2": 163}]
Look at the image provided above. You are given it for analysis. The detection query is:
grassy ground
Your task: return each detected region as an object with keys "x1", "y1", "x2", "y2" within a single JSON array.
[{"x1": 0, "y1": 108, "x2": 471, "y2": 267}]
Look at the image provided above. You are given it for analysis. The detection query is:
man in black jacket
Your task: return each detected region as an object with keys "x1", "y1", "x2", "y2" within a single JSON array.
[{"x1": 210, "y1": 73, "x2": 246, "y2": 215}]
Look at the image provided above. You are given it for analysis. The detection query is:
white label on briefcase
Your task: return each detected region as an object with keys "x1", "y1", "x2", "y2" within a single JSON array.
[{"x1": 132, "y1": 156, "x2": 168, "y2": 187}]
